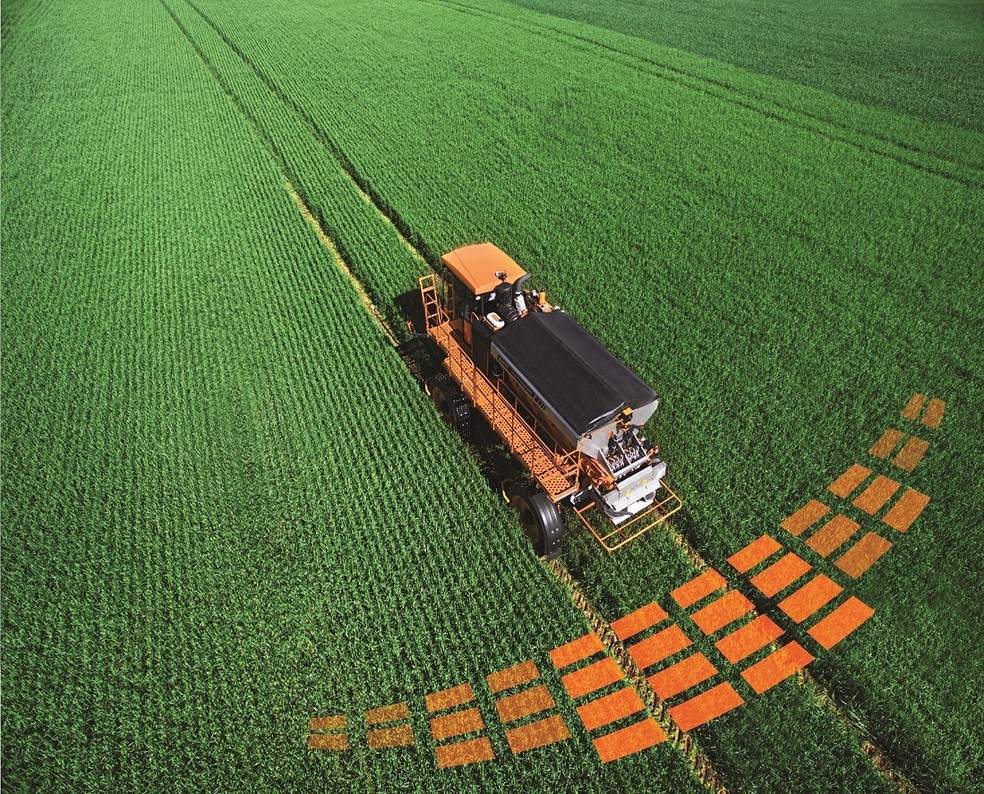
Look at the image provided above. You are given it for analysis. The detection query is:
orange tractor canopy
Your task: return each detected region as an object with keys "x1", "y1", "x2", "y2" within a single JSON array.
[
  {"x1": 441, "y1": 242, "x2": 527, "y2": 295},
  {"x1": 417, "y1": 243, "x2": 681, "y2": 558}
]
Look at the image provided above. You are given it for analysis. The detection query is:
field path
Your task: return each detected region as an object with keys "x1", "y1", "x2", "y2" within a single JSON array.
[
  {"x1": 159, "y1": 1, "x2": 952, "y2": 785},
  {"x1": 420, "y1": 0, "x2": 984, "y2": 186}
]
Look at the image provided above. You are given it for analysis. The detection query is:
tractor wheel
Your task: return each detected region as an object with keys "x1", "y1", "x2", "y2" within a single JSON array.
[
  {"x1": 425, "y1": 374, "x2": 472, "y2": 440},
  {"x1": 510, "y1": 487, "x2": 565, "y2": 561}
]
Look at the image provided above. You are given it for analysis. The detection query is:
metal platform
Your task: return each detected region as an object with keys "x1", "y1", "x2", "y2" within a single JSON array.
[{"x1": 421, "y1": 275, "x2": 579, "y2": 502}]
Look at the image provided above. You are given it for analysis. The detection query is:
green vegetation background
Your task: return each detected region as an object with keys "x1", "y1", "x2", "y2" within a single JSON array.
[{"x1": 2, "y1": 0, "x2": 982, "y2": 791}]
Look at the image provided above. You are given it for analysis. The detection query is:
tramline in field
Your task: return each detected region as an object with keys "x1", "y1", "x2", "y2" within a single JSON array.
[{"x1": 417, "y1": 243, "x2": 682, "y2": 557}]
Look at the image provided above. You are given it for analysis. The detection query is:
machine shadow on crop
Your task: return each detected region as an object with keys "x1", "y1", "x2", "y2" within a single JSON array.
[{"x1": 394, "y1": 287, "x2": 529, "y2": 499}]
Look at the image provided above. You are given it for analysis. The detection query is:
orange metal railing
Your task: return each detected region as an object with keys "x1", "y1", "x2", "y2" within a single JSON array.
[
  {"x1": 419, "y1": 275, "x2": 579, "y2": 502},
  {"x1": 420, "y1": 273, "x2": 448, "y2": 328}
]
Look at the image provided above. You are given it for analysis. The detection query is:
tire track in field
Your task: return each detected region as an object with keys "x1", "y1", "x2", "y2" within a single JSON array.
[
  {"x1": 163, "y1": 3, "x2": 924, "y2": 787},
  {"x1": 803, "y1": 669, "x2": 918, "y2": 794},
  {"x1": 668, "y1": 408, "x2": 946, "y2": 794},
  {"x1": 181, "y1": 0, "x2": 435, "y2": 271},
  {"x1": 548, "y1": 559, "x2": 729, "y2": 792},
  {"x1": 283, "y1": 181, "x2": 400, "y2": 347},
  {"x1": 159, "y1": 1, "x2": 291, "y2": 181},
  {"x1": 667, "y1": 506, "x2": 919, "y2": 793},
  {"x1": 421, "y1": 0, "x2": 983, "y2": 188},
  {"x1": 160, "y1": 2, "x2": 729, "y2": 785},
  {"x1": 770, "y1": 393, "x2": 945, "y2": 792},
  {"x1": 160, "y1": 0, "x2": 407, "y2": 346}
]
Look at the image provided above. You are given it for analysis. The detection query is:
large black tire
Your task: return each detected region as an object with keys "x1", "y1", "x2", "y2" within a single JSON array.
[
  {"x1": 510, "y1": 487, "x2": 565, "y2": 561},
  {"x1": 397, "y1": 335, "x2": 443, "y2": 384},
  {"x1": 425, "y1": 373, "x2": 472, "y2": 440}
]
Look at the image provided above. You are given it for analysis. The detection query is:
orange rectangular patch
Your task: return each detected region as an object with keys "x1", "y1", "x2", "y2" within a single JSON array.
[
  {"x1": 805, "y1": 513, "x2": 860, "y2": 557},
  {"x1": 308, "y1": 732, "x2": 348, "y2": 750},
  {"x1": 309, "y1": 715, "x2": 346, "y2": 732},
  {"x1": 728, "y1": 534, "x2": 782, "y2": 573},
  {"x1": 504, "y1": 714, "x2": 571, "y2": 754},
  {"x1": 869, "y1": 428, "x2": 905, "y2": 459},
  {"x1": 549, "y1": 632, "x2": 605, "y2": 670},
  {"x1": 808, "y1": 596, "x2": 875, "y2": 649},
  {"x1": 648, "y1": 652, "x2": 717, "y2": 700},
  {"x1": 921, "y1": 398, "x2": 945, "y2": 429},
  {"x1": 435, "y1": 736, "x2": 495, "y2": 768},
  {"x1": 834, "y1": 532, "x2": 893, "y2": 578},
  {"x1": 853, "y1": 475, "x2": 902, "y2": 514},
  {"x1": 486, "y1": 659, "x2": 539, "y2": 694},
  {"x1": 495, "y1": 684, "x2": 554, "y2": 724},
  {"x1": 669, "y1": 682, "x2": 744, "y2": 731},
  {"x1": 827, "y1": 463, "x2": 872, "y2": 499},
  {"x1": 691, "y1": 590, "x2": 755, "y2": 635},
  {"x1": 611, "y1": 601, "x2": 668, "y2": 641},
  {"x1": 715, "y1": 614, "x2": 783, "y2": 663},
  {"x1": 882, "y1": 489, "x2": 930, "y2": 533},
  {"x1": 593, "y1": 718, "x2": 665, "y2": 763},
  {"x1": 670, "y1": 569, "x2": 727, "y2": 608},
  {"x1": 900, "y1": 392, "x2": 926, "y2": 420},
  {"x1": 562, "y1": 657, "x2": 623, "y2": 699},
  {"x1": 778, "y1": 575, "x2": 843, "y2": 623},
  {"x1": 741, "y1": 642, "x2": 814, "y2": 694},
  {"x1": 780, "y1": 499, "x2": 831, "y2": 536},
  {"x1": 368, "y1": 723, "x2": 415, "y2": 749},
  {"x1": 365, "y1": 702, "x2": 409, "y2": 726},
  {"x1": 750, "y1": 552, "x2": 811, "y2": 597},
  {"x1": 425, "y1": 683, "x2": 474, "y2": 713},
  {"x1": 627, "y1": 624, "x2": 693, "y2": 670},
  {"x1": 430, "y1": 707, "x2": 484, "y2": 741},
  {"x1": 576, "y1": 686, "x2": 645, "y2": 731},
  {"x1": 893, "y1": 437, "x2": 930, "y2": 473}
]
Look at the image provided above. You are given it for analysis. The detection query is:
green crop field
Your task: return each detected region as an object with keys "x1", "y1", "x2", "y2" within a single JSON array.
[{"x1": 2, "y1": 0, "x2": 982, "y2": 792}]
